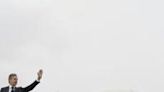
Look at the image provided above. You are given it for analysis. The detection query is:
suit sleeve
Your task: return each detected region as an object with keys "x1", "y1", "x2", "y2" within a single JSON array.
[{"x1": 23, "y1": 80, "x2": 40, "y2": 92}]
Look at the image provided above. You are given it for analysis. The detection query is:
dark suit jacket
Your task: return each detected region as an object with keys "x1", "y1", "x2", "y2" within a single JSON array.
[{"x1": 0, "y1": 81, "x2": 39, "y2": 92}]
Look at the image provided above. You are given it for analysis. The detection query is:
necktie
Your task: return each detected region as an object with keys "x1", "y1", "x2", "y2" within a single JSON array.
[{"x1": 11, "y1": 87, "x2": 15, "y2": 92}]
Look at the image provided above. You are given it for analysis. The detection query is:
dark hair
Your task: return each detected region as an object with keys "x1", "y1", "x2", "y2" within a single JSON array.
[{"x1": 8, "y1": 73, "x2": 17, "y2": 80}]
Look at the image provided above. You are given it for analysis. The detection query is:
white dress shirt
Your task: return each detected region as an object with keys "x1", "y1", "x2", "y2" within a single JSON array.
[{"x1": 8, "y1": 85, "x2": 15, "y2": 92}]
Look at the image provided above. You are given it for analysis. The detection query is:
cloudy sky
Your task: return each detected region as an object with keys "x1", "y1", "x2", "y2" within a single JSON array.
[{"x1": 0, "y1": 0, "x2": 164, "y2": 92}]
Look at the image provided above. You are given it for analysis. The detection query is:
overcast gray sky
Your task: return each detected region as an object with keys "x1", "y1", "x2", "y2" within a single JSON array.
[{"x1": 0, "y1": 0, "x2": 164, "y2": 92}]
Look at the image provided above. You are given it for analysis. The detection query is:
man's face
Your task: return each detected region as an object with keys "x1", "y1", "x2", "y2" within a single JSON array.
[{"x1": 9, "y1": 76, "x2": 18, "y2": 87}]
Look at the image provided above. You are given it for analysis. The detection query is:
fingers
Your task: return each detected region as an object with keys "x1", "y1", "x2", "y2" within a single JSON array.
[
  {"x1": 37, "y1": 69, "x2": 43, "y2": 80},
  {"x1": 39, "y1": 69, "x2": 43, "y2": 74}
]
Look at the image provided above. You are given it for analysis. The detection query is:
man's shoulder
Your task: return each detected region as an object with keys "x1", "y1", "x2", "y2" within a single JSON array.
[
  {"x1": 16, "y1": 87, "x2": 23, "y2": 89},
  {"x1": 1, "y1": 86, "x2": 9, "y2": 89},
  {"x1": 14, "y1": 87, "x2": 23, "y2": 91},
  {"x1": 0, "y1": 86, "x2": 9, "y2": 92}
]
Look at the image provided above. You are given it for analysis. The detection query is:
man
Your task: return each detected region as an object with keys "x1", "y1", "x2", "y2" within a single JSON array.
[{"x1": 0, "y1": 69, "x2": 43, "y2": 92}]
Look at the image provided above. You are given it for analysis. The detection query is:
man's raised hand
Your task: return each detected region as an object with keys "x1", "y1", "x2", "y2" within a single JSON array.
[{"x1": 37, "y1": 69, "x2": 43, "y2": 81}]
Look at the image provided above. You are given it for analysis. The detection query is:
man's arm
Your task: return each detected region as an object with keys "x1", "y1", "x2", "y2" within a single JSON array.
[
  {"x1": 23, "y1": 69, "x2": 43, "y2": 92},
  {"x1": 23, "y1": 81, "x2": 39, "y2": 92}
]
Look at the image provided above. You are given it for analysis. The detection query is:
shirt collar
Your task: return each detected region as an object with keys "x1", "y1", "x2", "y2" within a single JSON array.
[{"x1": 9, "y1": 85, "x2": 16, "y2": 89}]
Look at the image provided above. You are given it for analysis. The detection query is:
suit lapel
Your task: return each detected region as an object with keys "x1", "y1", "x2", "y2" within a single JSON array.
[{"x1": 15, "y1": 87, "x2": 18, "y2": 92}]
